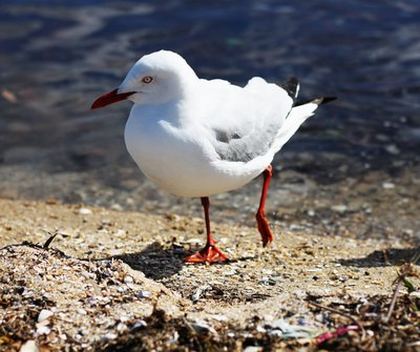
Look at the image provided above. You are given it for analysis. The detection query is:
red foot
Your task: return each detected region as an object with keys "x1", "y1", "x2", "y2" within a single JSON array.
[
  {"x1": 184, "y1": 244, "x2": 229, "y2": 264},
  {"x1": 256, "y1": 212, "x2": 274, "y2": 247}
]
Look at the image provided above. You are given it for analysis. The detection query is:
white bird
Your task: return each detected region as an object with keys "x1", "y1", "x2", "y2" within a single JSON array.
[{"x1": 91, "y1": 50, "x2": 335, "y2": 264}]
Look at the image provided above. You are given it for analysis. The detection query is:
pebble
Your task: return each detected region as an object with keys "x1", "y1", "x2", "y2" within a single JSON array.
[
  {"x1": 289, "y1": 224, "x2": 305, "y2": 231},
  {"x1": 111, "y1": 204, "x2": 123, "y2": 211},
  {"x1": 331, "y1": 205, "x2": 348, "y2": 213},
  {"x1": 116, "y1": 322, "x2": 128, "y2": 332},
  {"x1": 20, "y1": 341, "x2": 38, "y2": 352},
  {"x1": 78, "y1": 207, "x2": 92, "y2": 215},
  {"x1": 191, "y1": 285, "x2": 210, "y2": 302},
  {"x1": 403, "y1": 229, "x2": 414, "y2": 236},
  {"x1": 211, "y1": 314, "x2": 228, "y2": 322},
  {"x1": 243, "y1": 347, "x2": 263, "y2": 352},
  {"x1": 137, "y1": 290, "x2": 151, "y2": 298},
  {"x1": 191, "y1": 320, "x2": 217, "y2": 335},
  {"x1": 307, "y1": 209, "x2": 315, "y2": 217},
  {"x1": 2, "y1": 89, "x2": 18, "y2": 103},
  {"x1": 119, "y1": 315, "x2": 129, "y2": 323},
  {"x1": 38, "y1": 309, "x2": 54, "y2": 322},
  {"x1": 124, "y1": 275, "x2": 134, "y2": 284},
  {"x1": 364, "y1": 207, "x2": 372, "y2": 214},
  {"x1": 409, "y1": 291, "x2": 420, "y2": 299},
  {"x1": 115, "y1": 229, "x2": 126, "y2": 236},
  {"x1": 77, "y1": 308, "x2": 87, "y2": 315},
  {"x1": 382, "y1": 182, "x2": 395, "y2": 189},
  {"x1": 256, "y1": 325, "x2": 266, "y2": 333},
  {"x1": 185, "y1": 238, "x2": 201, "y2": 244},
  {"x1": 338, "y1": 275, "x2": 349, "y2": 282},
  {"x1": 132, "y1": 320, "x2": 147, "y2": 330},
  {"x1": 223, "y1": 269, "x2": 237, "y2": 276},
  {"x1": 307, "y1": 268, "x2": 322, "y2": 272},
  {"x1": 103, "y1": 332, "x2": 118, "y2": 340},
  {"x1": 294, "y1": 290, "x2": 306, "y2": 299},
  {"x1": 385, "y1": 144, "x2": 400, "y2": 155},
  {"x1": 36, "y1": 325, "x2": 51, "y2": 335},
  {"x1": 259, "y1": 276, "x2": 276, "y2": 286}
]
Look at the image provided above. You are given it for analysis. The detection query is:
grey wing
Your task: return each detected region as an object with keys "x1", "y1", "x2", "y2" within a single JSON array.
[
  {"x1": 206, "y1": 77, "x2": 296, "y2": 163},
  {"x1": 213, "y1": 121, "x2": 284, "y2": 162}
]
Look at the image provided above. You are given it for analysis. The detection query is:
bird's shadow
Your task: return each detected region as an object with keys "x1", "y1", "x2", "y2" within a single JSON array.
[
  {"x1": 101, "y1": 241, "x2": 243, "y2": 280},
  {"x1": 337, "y1": 247, "x2": 419, "y2": 268},
  {"x1": 103, "y1": 242, "x2": 190, "y2": 280}
]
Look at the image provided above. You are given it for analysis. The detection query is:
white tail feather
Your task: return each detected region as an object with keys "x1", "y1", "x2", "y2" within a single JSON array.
[{"x1": 271, "y1": 101, "x2": 320, "y2": 152}]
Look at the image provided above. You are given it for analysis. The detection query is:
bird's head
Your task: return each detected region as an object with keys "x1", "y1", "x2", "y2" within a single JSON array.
[{"x1": 91, "y1": 50, "x2": 197, "y2": 109}]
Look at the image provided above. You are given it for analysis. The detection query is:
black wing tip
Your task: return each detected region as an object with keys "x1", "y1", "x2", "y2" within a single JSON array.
[
  {"x1": 294, "y1": 96, "x2": 337, "y2": 107},
  {"x1": 317, "y1": 96, "x2": 337, "y2": 105},
  {"x1": 288, "y1": 76, "x2": 299, "y2": 85},
  {"x1": 282, "y1": 77, "x2": 300, "y2": 99}
]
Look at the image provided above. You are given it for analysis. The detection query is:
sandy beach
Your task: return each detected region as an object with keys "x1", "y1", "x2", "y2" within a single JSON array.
[{"x1": 1, "y1": 165, "x2": 418, "y2": 350}]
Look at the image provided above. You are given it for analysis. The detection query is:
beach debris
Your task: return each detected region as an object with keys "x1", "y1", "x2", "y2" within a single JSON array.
[
  {"x1": 191, "y1": 284, "x2": 211, "y2": 302},
  {"x1": 267, "y1": 319, "x2": 317, "y2": 339},
  {"x1": 384, "y1": 262, "x2": 419, "y2": 323},
  {"x1": 0, "y1": 244, "x2": 183, "y2": 350},
  {"x1": 42, "y1": 231, "x2": 69, "y2": 249},
  {"x1": 308, "y1": 301, "x2": 365, "y2": 337},
  {"x1": 0, "y1": 194, "x2": 418, "y2": 351},
  {"x1": 315, "y1": 325, "x2": 359, "y2": 345}
]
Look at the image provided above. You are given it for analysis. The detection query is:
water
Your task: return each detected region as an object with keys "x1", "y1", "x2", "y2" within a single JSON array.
[{"x1": 0, "y1": 0, "x2": 419, "y2": 218}]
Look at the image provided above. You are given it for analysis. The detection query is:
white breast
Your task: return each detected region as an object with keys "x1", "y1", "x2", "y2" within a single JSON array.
[{"x1": 124, "y1": 105, "x2": 269, "y2": 197}]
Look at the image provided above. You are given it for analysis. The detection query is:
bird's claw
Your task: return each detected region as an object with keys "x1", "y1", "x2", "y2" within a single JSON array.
[
  {"x1": 256, "y1": 212, "x2": 274, "y2": 247},
  {"x1": 184, "y1": 244, "x2": 229, "y2": 264}
]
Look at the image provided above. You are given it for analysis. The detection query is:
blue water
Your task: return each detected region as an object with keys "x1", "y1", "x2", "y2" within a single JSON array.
[{"x1": 0, "y1": 0, "x2": 419, "y2": 197}]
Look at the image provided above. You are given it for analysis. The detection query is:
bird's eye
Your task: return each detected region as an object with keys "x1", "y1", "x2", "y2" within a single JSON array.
[{"x1": 142, "y1": 76, "x2": 153, "y2": 84}]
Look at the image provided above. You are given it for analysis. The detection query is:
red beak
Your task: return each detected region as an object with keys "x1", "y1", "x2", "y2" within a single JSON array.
[{"x1": 91, "y1": 89, "x2": 135, "y2": 109}]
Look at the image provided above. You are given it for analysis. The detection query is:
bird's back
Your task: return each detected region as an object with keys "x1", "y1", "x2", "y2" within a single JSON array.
[{"x1": 192, "y1": 77, "x2": 294, "y2": 163}]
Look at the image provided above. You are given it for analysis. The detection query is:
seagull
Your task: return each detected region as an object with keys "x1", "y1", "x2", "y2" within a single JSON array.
[{"x1": 91, "y1": 50, "x2": 335, "y2": 264}]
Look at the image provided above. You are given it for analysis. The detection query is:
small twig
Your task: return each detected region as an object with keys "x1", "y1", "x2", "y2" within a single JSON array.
[
  {"x1": 308, "y1": 301, "x2": 366, "y2": 339},
  {"x1": 382, "y1": 249, "x2": 390, "y2": 265},
  {"x1": 410, "y1": 251, "x2": 419, "y2": 265},
  {"x1": 182, "y1": 317, "x2": 204, "y2": 352},
  {"x1": 42, "y1": 230, "x2": 70, "y2": 249},
  {"x1": 384, "y1": 279, "x2": 402, "y2": 323},
  {"x1": 385, "y1": 261, "x2": 419, "y2": 323},
  {"x1": 43, "y1": 232, "x2": 58, "y2": 249}
]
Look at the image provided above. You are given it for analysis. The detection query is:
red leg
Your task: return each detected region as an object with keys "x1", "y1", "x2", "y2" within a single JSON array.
[
  {"x1": 184, "y1": 197, "x2": 228, "y2": 264},
  {"x1": 256, "y1": 165, "x2": 274, "y2": 247}
]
